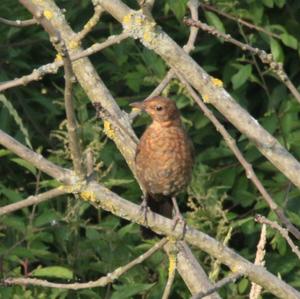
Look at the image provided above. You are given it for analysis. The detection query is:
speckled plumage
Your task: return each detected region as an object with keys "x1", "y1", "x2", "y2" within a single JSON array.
[{"x1": 131, "y1": 96, "x2": 193, "y2": 236}]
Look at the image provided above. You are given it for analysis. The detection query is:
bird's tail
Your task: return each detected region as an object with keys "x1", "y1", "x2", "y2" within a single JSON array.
[{"x1": 141, "y1": 195, "x2": 173, "y2": 239}]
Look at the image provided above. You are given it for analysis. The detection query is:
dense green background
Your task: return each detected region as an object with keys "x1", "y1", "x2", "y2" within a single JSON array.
[{"x1": 1, "y1": 0, "x2": 300, "y2": 298}]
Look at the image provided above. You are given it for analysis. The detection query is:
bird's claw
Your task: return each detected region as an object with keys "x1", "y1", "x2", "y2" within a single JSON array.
[
  {"x1": 171, "y1": 197, "x2": 187, "y2": 240},
  {"x1": 139, "y1": 195, "x2": 149, "y2": 226}
]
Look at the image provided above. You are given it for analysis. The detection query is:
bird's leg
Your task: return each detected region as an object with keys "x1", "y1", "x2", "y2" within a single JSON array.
[
  {"x1": 139, "y1": 194, "x2": 149, "y2": 226},
  {"x1": 171, "y1": 196, "x2": 186, "y2": 240}
]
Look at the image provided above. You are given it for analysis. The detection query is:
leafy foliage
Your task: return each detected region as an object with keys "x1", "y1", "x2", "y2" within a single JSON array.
[{"x1": 0, "y1": 0, "x2": 300, "y2": 298}]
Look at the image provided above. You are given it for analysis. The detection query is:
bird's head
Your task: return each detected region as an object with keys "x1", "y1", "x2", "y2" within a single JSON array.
[{"x1": 130, "y1": 96, "x2": 180, "y2": 124}]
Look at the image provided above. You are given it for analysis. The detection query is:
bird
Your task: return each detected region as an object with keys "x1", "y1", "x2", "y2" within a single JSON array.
[{"x1": 130, "y1": 96, "x2": 194, "y2": 238}]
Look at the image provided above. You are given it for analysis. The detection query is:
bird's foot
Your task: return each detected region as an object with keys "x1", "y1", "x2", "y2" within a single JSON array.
[
  {"x1": 139, "y1": 195, "x2": 149, "y2": 226},
  {"x1": 171, "y1": 197, "x2": 187, "y2": 240}
]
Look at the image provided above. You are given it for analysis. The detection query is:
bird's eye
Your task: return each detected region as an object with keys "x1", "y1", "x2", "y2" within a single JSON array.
[{"x1": 155, "y1": 105, "x2": 163, "y2": 111}]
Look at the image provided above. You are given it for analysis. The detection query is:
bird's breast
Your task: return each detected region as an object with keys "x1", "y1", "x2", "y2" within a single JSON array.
[{"x1": 135, "y1": 124, "x2": 193, "y2": 196}]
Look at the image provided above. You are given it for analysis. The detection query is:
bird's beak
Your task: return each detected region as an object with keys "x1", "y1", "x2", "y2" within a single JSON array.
[{"x1": 130, "y1": 101, "x2": 145, "y2": 111}]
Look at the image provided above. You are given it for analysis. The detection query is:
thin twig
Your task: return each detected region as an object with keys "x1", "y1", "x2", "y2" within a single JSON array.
[
  {"x1": 75, "y1": 4, "x2": 104, "y2": 41},
  {"x1": 0, "y1": 32, "x2": 129, "y2": 93},
  {"x1": 255, "y1": 215, "x2": 300, "y2": 260},
  {"x1": 0, "y1": 16, "x2": 37, "y2": 27},
  {"x1": 4, "y1": 238, "x2": 167, "y2": 289},
  {"x1": 0, "y1": 187, "x2": 66, "y2": 216},
  {"x1": 249, "y1": 224, "x2": 267, "y2": 299},
  {"x1": 191, "y1": 273, "x2": 243, "y2": 299},
  {"x1": 60, "y1": 39, "x2": 84, "y2": 176},
  {"x1": 174, "y1": 70, "x2": 300, "y2": 240},
  {"x1": 162, "y1": 242, "x2": 177, "y2": 299},
  {"x1": 200, "y1": 3, "x2": 281, "y2": 40},
  {"x1": 85, "y1": 148, "x2": 94, "y2": 178},
  {"x1": 183, "y1": 18, "x2": 300, "y2": 105}
]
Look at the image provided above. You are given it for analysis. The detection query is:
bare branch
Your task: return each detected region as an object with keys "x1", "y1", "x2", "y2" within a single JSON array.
[
  {"x1": 191, "y1": 273, "x2": 243, "y2": 299},
  {"x1": 60, "y1": 41, "x2": 84, "y2": 176},
  {"x1": 162, "y1": 242, "x2": 177, "y2": 299},
  {"x1": 75, "y1": 4, "x2": 104, "y2": 41},
  {"x1": 255, "y1": 215, "x2": 300, "y2": 260},
  {"x1": 184, "y1": 0, "x2": 200, "y2": 53},
  {"x1": 174, "y1": 242, "x2": 221, "y2": 298},
  {"x1": 183, "y1": 18, "x2": 300, "y2": 106},
  {"x1": 0, "y1": 16, "x2": 37, "y2": 27},
  {"x1": 85, "y1": 147, "x2": 94, "y2": 178},
  {"x1": 0, "y1": 32, "x2": 129, "y2": 93},
  {"x1": 4, "y1": 238, "x2": 167, "y2": 289},
  {"x1": 0, "y1": 187, "x2": 66, "y2": 216},
  {"x1": 199, "y1": 3, "x2": 281, "y2": 40},
  {"x1": 249, "y1": 224, "x2": 267, "y2": 299}
]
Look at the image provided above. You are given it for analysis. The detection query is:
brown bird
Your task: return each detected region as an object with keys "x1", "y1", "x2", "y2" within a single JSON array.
[{"x1": 131, "y1": 96, "x2": 194, "y2": 238}]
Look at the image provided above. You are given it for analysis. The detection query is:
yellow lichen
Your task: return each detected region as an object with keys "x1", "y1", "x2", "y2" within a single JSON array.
[
  {"x1": 211, "y1": 77, "x2": 223, "y2": 87},
  {"x1": 55, "y1": 53, "x2": 63, "y2": 62},
  {"x1": 203, "y1": 94, "x2": 210, "y2": 103},
  {"x1": 103, "y1": 120, "x2": 115, "y2": 140},
  {"x1": 168, "y1": 253, "x2": 177, "y2": 276},
  {"x1": 135, "y1": 14, "x2": 143, "y2": 25},
  {"x1": 123, "y1": 13, "x2": 132, "y2": 25},
  {"x1": 68, "y1": 40, "x2": 79, "y2": 50},
  {"x1": 131, "y1": 107, "x2": 141, "y2": 113},
  {"x1": 143, "y1": 30, "x2": 153, "y2": 43},
  {"x1": 43, "y1": 10, "x2": 53, "y2": 20},
  {"x1": 80, "y1": 191, "x2": 97, "y2": 202}
]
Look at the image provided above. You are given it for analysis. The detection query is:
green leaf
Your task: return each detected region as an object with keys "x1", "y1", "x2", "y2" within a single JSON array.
[
  {"x1": 238, "y1": 278, "x2": 249, "y2": 293},
  {"x1": 0, "y1": 94, "x2": 32, "y2": 149},
  {"x1": 280, "y1": 33, "x2": 298, "y2": 49},
  {"x1": 263, "y1": 0, "x2": 274, "y2": 7},
  {"x1": 32, "y1": 266, "x2": 73, "y2": 280},
  {"x1": 111, "y1": 283, "x2": 155, "y2": 299},
  {"x1": 274, "y1": 0, "x2": 286, "y2": 7},
  {"x1": 10, "y1": 158, "x2": 36, "y2": 175},
  {"x1": 0, "y1": 149, "x2": 10, "y2": 158},
  {"x1": 204, "y1": 11, "x2": 225, "y2": 33},
  {"x1": 34, "y1": 211, "x2": 60, "y2": 227},
  {"x1": 166, "y1": 0, "x2": 188, "y2": 20},
  {"x1": 104, "y1": 178, "x2": 134, "y2": 188},
  {"x1": 231, "y1": 65, "x2": 252, "y2": 89},
  {"x1": 270, "y1": 38, "x2": 284, "y2": 62}
]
